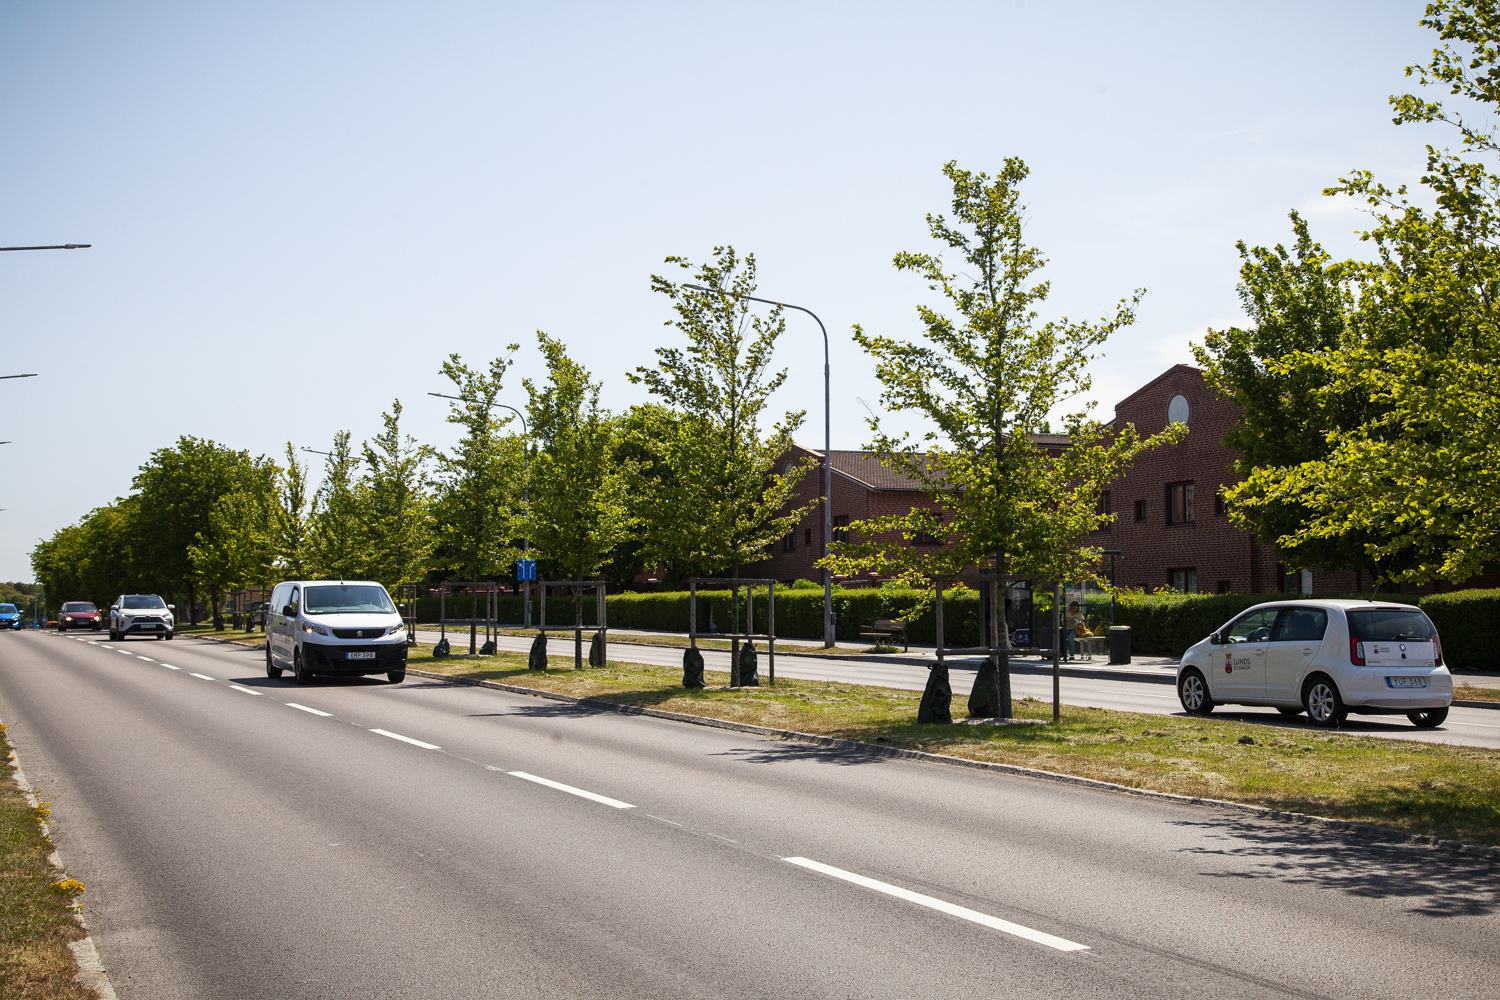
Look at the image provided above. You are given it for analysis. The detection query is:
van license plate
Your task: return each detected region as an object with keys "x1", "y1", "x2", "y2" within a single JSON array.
[
  {"x1": 347, "y1": 651, "x2": 376, "y2": 660},
  {"x1": 1387, "y1": 676, "x2": 1427, "y2": 688}
]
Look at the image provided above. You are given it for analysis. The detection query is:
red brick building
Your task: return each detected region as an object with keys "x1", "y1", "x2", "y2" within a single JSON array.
[{"x1": 759, "y1": 363, "x2": 1468, "y2": 596}]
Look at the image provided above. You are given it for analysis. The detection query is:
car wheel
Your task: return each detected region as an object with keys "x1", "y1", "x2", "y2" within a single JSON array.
[
  {"x1": 1407, "y1": 707, "x2": 1448, "y2": 728},
  {"x1": 266, "y1": 646, "x2": 282, "y2": 679},
  {"x1": 1178, "y1": 669, "x2": 1215, "y2": 716},
  {"x1": 293, "y1": 649, "x2": 314, "y2": 686},
  {"x1": 1277, "y1": 707, "x2": 1303, "y2": 717},
  {"x1": 1304, "y1": 676, "x2": 1347, "y2": 728},
  {"x1": 59, "y1": 623, "x2": 67, "y2": 632},
  {"x1": 387, "y1": 669, "x2": 405, "y2": 684},
  {"x1": 91, "y1": 624, "x2": 100, "y2": 631}
]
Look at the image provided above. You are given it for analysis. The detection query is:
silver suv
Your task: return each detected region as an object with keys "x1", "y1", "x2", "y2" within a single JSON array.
[{"x1": 109, "y1": 594, "x2": 175, "y2": 641}]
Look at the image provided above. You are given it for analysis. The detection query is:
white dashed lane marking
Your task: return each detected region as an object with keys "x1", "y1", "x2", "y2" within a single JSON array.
[
  {"x1": 189, "y1": 673, "x2": 215, "y2": 681},
  {"x1": 228, "y1": 685, "x2": 261, "y2": 696},
  {"x1": 161, "y1": 664, "x2": 180, "y2": 670},
  {"x1": 782, "y1": 857, "x2": 1090, "y2": 952},
  {"x1": 370, "y1": 729, "x2": 441, "y2": 750},
  {"x1": 137, "y1": 656, "x2": 153, "y2": 662},
  {"x1": 508, "y1": 771, "x2": 634, "y2": 809},
  {"x1": 286, "y1": 703, "x2": 331, "y2": 717}
]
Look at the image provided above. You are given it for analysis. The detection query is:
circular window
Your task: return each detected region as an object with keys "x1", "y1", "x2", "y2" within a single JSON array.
[{"x1": 1168, "y1": 394, "x2": 1189, "y2": 426}]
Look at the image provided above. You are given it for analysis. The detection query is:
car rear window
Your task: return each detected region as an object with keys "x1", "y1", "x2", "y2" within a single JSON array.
[
  {"x1": 1346, "y1": 608, "x2": 1436, "y2": 641},
  {"x1": 63, "y1": 603, "x2": 95, "y2": 613},
  {"x1": 303, "y1": 585, "x2": 396, "y2": 615}
]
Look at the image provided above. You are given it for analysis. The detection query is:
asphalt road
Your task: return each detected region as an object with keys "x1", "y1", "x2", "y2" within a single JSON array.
[
  {"x1": 2, "y1": 629, "x2": 1497, "y2": 999},
  {"x1": 425, "y1": 629, "x2": 1500, "y2": 750}
]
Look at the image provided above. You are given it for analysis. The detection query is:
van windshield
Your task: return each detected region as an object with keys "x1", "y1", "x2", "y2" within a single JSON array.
[
  {"x1": 122, "y1": 595, "x2": 166, "y2": 610},
  {"x1": 1347, "y1": 608, "x2": 1436, "y2": 641},
  {"x1": 303, "y1": 585, "x2": 395, "y2": 615}
]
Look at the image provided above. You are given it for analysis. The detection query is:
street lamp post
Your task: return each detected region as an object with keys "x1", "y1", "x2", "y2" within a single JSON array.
[
  {"x1": 428, "y1": 393, "x2": 533, "y2": 627},
  {"x1": 683, "y1": 284, "x2": 835, "y2": 648}
]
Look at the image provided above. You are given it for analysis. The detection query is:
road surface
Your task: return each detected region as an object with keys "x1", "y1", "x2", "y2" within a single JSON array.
[{"x1": 1, "y1": 629, "x2": 1495, "y2": 998}]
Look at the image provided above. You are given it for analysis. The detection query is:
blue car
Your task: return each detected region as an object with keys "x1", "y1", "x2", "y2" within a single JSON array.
[{"x1": 0, "y1": 604, "x2": 21, "y2": 630}]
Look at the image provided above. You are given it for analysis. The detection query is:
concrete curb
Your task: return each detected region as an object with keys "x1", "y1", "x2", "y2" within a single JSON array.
[
  {"x1": 5, "y1": 744, "x2": 119, "y2": 999},
  {"x1": 407, "y1": 667, "x2": 1500, "y2": 863},
  {"x1": 1453, "y1": 698, "x2": 1500, "y2": 711}
]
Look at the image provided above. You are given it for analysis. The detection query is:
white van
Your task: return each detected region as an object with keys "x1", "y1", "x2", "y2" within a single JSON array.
[
  {"x1": 265, "y1": 580, "x2": 407, "y2": 685},
  {"x1": 1176, "y1": 599, "x2": 1451, "y2": 728}
]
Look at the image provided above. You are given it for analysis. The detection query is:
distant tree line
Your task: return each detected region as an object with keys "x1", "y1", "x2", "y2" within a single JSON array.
[{"x1": 31, "y1": 249, "x2": 814, "y2": 625}]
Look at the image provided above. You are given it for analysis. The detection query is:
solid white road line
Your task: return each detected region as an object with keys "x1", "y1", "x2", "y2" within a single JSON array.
[
  {"x1": 782, "y1": 857, "x2": 1090, "y2": 952},
  {"x1": 286, "y1": 703, "x2": 331, "y2": 717},
  {"x1": 228, "y1": 684, "x2": 261, "y2": 696},
  {"x1": 189, "y1": 672, "x2": 215, "y2": 681},
  {"x1": 370, "y1": 728, "x2": 441, "y2": 750},
  {"x1": 507, "y1": 771, "x2": 635, "y2": 809},
  {"x1": 161, "y1": 664, "x2": 180, "y2": 670}
]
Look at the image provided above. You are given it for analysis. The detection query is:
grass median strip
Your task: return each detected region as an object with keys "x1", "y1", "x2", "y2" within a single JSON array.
[
  {"x1": 0, "y1": 725, "x2": 93, "y2": 1000},
  {"x1": 409, "y1": 644, "x2": 1500, "y2": 847}
]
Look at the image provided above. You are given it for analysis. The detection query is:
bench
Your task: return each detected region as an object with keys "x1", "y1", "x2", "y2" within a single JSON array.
[{"x1": 859, "y1": 619, "x2": 909, "y2": 651}]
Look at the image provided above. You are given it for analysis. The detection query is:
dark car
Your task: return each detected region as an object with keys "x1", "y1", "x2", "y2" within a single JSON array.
[
  {"x1": 58, "y1": 602, "x2": 102, "y2": 631},
  {"x1": 0, "y1": 603, "x2": 21, "y2": 630}
]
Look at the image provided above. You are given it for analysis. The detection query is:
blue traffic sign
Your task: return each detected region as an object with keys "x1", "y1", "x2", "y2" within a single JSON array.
[{"x1": 516, "y1": 559, "x2": 537, "y2": 581}]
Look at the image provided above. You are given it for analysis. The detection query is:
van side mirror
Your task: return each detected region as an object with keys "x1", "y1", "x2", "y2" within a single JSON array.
[
  {"x1": 1209, "y1": 632, "x2": 1223, "y2": 645},
  {"x1": 282, "y1": 605, "x2": 296, "y2": 617},
  {"x1": 109, "y1": 605, "x2": 118, "y2": 612},
  {"x1": 167, "y1": 604, "x2": 175, "y2": 611}
]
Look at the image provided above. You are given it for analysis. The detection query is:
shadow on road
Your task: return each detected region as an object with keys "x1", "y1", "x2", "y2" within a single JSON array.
[{"x1": 1172, "y1": 816, "x2": 1500, "y2": 917}]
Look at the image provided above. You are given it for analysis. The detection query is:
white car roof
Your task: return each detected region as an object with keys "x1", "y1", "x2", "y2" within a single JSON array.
[{"x1": 1239, "y1": 598, "x2": 1421, "y2": 612}]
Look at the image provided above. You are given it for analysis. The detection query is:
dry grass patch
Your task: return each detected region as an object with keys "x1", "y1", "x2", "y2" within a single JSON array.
[
  {"x1": 0, "y1": 725, "x2": 93, "y2": 1000},
  {"x1": 1455, "y1": 682, "x2": 1500, "y2": 703},
  {"x1": 412, "y1": 646, "x2": 1500, "y2": 847}
]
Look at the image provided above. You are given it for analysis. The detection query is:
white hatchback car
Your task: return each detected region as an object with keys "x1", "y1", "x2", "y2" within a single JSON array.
[{"x1": 1176, "y1": 599, "x2": 1451, "y2": 729}]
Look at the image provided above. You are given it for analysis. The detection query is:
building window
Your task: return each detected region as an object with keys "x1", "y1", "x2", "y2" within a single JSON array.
[
  {"x1": 1216, "y1": 580, "x2": 1231, "y2": 594},
  {"x1": 1133, "y1": 499, "x2": 1146, "y2": 522},
  {"x1": 833, "y1": 515, "x2": 849, "y2": 543},
  {"x1": 1214, "y1": 494, "x2": 1226, "y2": 516},
  {"x1": 1167, "y1": 482, "x2": 1194, "y2": 525},
  {"x1": 782, "y1": 531, "x2": 796, "y2": 552},
  {"x1": 804, "y1": 528, "x2": 812, "y2": 546},
  {"x1": 911, "y1": 517, "x2": 944, "y2": 546},
  {"x1": 1169, "y1": 568, "x2": 1198, "y2": 593}
]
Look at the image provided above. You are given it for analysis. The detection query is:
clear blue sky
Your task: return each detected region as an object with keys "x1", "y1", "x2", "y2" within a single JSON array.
[{"x1": 0, "y1": 1, "x2": 1440, "y2": 581}]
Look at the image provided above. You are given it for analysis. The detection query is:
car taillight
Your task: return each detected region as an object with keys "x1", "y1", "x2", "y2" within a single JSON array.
[
  {"x1": 1350, "y1": 637, "x2": 1366, "y2": 666},
  {"x1": 1434, "y1": 632, "x2": 1443, "y2": 667}
]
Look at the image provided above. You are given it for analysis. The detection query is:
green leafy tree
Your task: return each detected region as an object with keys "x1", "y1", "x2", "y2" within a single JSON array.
[
  {"x1": 430, "y1": 352, "x2": 526, "y2": 584},
  {"x1": 188, "y1": 465, "x2": 277, "y2": 628},
  {"x1": 275, "y1": 443, "x2": 313, "y2": 579},
  {"x1": 629, "y1": 246, "x2": 814, "y2": 626},
  {"x1": 133, "y1": 437, "x2": 262, "y2": 622},
  {"x1": 1201, "y1": 2, "x2": 1500, "y2": 590},
  {"x1": 822, "y1": 160, "x2": 1181, "y2": 717},
  {"x1": 521, "y1": 333, "x2": 634, "y2": 622},
  {"x1": 359, "y1": 399, "x2": 434, "y2": 592},
  {"x1": 308, "y1": 431, "x2": 367, "y2": 580}
]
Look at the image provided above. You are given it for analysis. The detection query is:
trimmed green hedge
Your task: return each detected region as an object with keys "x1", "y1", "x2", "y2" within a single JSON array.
[
  {"x1": 1419, "y1": 589, "x2": 1500, "y2": 672},
  {"x1": 409, "y1": 585, "x2": 1494, "y2": 668}
]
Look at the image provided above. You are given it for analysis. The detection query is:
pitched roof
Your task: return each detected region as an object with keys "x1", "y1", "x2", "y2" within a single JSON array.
[{"x1": 796, "y1": 435, "x2": 1071, "y2": 491}]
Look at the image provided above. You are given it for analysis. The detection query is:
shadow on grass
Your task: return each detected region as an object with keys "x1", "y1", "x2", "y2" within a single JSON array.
[{"x1": 1172, "y1": 814, "x2": 1500, "y2": 917}]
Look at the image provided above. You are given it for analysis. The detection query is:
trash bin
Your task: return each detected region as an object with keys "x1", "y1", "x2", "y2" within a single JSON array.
[{"x1": 1108, "y1": 625, "x2": 1131, "y2": 665}]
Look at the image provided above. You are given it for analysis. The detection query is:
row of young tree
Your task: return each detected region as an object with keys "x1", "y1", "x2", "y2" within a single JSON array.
[
  {"x1": 31, "y1": 251, "x2": 814, "y2": 625},
  {"x1": 32, "y1": 4, "x2": 1500, "y2": 665}
]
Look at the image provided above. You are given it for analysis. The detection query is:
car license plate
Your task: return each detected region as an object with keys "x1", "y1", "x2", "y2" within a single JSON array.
[
  {"x1": 142, "y1": 624, "x2": 159, "y2": 629},
  {"x1": 347, "y1": 651, "x2": 376, "y2": 660},
  {"x1": 1387, "y1": 676, "x2": 1427, "y2": 689}
]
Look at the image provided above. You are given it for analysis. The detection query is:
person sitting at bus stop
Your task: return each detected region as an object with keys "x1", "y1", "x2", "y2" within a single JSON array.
[{"x1": 1065, "y1": 600, "x2": 1085, "y2": 660}]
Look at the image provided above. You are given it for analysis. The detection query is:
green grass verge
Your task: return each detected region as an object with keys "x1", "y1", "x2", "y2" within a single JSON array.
[
  {"x1": 470, "y1": 627, "x2": 887, "y2": 657},
  {"x1": 1456, "y1": 683, "x2": 1500, "y2": 703},
  {"x1": 408, "y1": 645, "x2": 1500, "y2": 847},
  {"x1": 0, "y1": 724, "x2": 92, "y2": 999}
]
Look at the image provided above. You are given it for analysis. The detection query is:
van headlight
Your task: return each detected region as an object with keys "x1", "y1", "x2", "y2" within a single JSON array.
[
  {"x1": 385, "y1": 624, "x2": 406, "y2": 637},
  {"x1": 303, "y1": 622, "x2": 329, "y2": 636}
]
